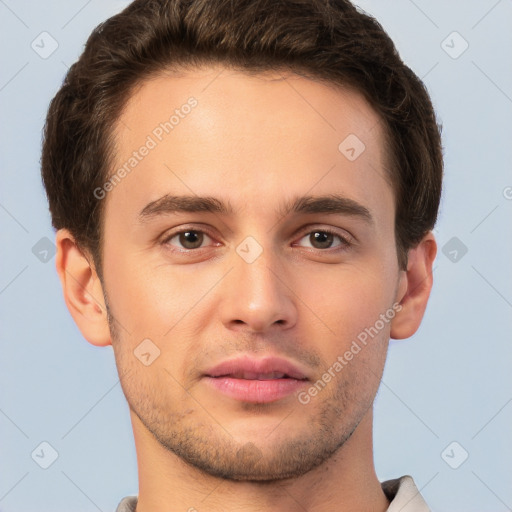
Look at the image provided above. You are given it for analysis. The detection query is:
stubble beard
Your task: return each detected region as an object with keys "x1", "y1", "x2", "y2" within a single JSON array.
[{"x1": 105, "y1": 296, "x2": 376, "y2": 483}]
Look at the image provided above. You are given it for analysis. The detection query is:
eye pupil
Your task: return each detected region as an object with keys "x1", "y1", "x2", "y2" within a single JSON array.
[
  {"x1": 179, "y1": 231, "x2": 203, "y2": 249},
  {"x1": 311, "y1": 231, "x2": 333, "y2": 249}
]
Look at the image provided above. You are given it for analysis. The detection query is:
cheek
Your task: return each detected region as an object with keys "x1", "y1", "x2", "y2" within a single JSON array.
[
  {"x1": 107, "y1": 270, "x2": 153, "y2": 334},
  {"x1": 103, "y1": 252, "x2": 222, "y2": 353},
  {"x1": 296, "y1": 263, "x2": 396, "y2": 362},
  {"x1": 105, "y1": 264, "x2": 202, "y2": 389}
]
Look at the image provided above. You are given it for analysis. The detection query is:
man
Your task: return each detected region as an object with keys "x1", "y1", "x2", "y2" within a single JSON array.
[{"x1": 41, "y1": 0, "x2": 442, "y2": 510}]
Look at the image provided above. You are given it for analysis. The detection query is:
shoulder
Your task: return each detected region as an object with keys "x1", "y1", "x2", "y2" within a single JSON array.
[
  {"x1": 115, "y1": 495, "x2": 138, "y2": 512},
  {"x1": 381, "y1": 475, "x2": 430, "y2": 512}
]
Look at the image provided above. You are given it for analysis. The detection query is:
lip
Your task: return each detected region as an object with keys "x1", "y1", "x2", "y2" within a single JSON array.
[{"x1": 203, "y1": 356, "x2": 310, "y2": 403}]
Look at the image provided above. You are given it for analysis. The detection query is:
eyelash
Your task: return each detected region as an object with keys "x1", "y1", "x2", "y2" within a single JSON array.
[
  {"x1": 161, "y1": 226, "x2": 354, "y2": 253},
  {"x1": 294, "y1": 228, "x2": 353, "y2": 251}
]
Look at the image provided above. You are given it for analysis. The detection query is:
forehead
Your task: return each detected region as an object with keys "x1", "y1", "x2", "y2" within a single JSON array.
[{"x1": 107, "y1": 65, "x2": 393, "y2": 229}]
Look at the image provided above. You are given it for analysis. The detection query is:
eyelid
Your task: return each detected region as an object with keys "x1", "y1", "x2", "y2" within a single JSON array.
[
  {"x1": 294, "y1": 224, "x2": 356, "y2": 245},
  {"x1": 160, "y1": 225, "x2": 218, "y2": 249}
]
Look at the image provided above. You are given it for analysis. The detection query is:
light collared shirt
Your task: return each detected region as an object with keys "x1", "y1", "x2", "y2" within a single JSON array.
[{"x1": 115, "y1": 475, "x2": 430, "y2": 511}]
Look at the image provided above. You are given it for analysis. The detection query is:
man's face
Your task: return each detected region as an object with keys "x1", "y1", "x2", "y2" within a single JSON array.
[{"x1": 101, "y1": 65, "x2": 404, "y2": 480}]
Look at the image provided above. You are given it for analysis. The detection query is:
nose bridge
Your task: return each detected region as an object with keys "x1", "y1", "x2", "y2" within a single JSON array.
[
  {"x1": 238, "y1": 245, "x2": 281, "y2": 302},
  {"x1": 219, "y1": 236, "x2": 297, "y2": 332}
]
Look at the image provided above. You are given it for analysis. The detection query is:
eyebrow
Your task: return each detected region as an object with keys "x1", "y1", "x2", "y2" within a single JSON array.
[{"x1": 138, "y1": 193, "x2": 374, "y2": 226}]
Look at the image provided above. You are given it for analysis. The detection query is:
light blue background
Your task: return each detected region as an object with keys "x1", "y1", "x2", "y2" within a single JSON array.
[{"x1": 1, "y1": 1, "x2": 511, "y2": 511}]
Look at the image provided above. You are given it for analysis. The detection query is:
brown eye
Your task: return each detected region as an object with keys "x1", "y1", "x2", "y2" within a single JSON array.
[
  {"x1": 179, "y1": 231, "x2": 204, "y2": 249},
  {"x1": 165, "y1": 230, "x2": 212, "y2": 250},
  {"x1": 310, "y1": 231, "x2": 334, "y2": 249},
  {"x1": 296, "y1": 229, "x2": 351, "y2": 251}
]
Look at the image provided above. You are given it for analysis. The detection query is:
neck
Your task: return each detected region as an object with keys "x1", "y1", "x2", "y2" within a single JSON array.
[{"x1": 131, "y1": 407, "x2": 390, "y2": 512}]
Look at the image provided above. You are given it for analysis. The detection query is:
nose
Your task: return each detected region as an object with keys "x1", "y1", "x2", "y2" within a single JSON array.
[{"x1": 218, "y1": 247, "x2": 298, "y2": 333}]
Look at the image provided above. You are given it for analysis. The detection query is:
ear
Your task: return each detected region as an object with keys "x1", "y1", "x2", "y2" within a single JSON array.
[
  {"x1": 390, "y1": 231, "x2": 437, "y2": 340},
  {"x1": 55, "y1": 229, "x2": 111, "y2": 347}
]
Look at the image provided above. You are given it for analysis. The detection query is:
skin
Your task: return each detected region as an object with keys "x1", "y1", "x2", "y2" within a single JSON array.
[{"x1": 56, "y1": 64, "x2": 437, "y2": 512}]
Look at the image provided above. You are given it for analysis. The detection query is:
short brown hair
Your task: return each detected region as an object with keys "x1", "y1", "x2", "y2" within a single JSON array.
[{"x1": 41, "y1": 0, "x2": 443, "y2": 273}]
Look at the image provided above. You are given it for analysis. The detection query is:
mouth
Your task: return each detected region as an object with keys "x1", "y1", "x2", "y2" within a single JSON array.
[
  {"x1": 203, "y1": 356, "x2": 309, "y2": 403},
  {"x1": 215, "y1": 371, "x2": 298, "y2": 380}
]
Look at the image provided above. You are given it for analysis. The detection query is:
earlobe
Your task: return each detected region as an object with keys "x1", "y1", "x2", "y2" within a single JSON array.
[
  {"x1": 390, "y1": 232, "x2": 437, "y2": 340},
  {"x1": 55, "y1": 229, "x2": 111, "y2": 347}
]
